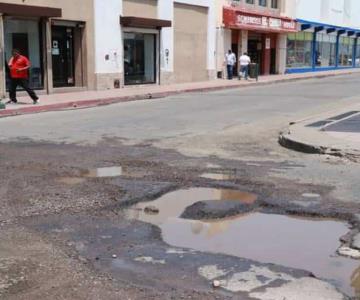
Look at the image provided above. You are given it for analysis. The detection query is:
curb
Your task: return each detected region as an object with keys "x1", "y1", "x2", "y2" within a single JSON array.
[
  {"x1": 0, "y1": 70, "x2": 359, "y2": 119},
  {"x1": 278, "y1": 132, "x2": 330, "y2": 155},
  {"x1": 278, "y1": 132, "x2": 360, "y2": 161}
]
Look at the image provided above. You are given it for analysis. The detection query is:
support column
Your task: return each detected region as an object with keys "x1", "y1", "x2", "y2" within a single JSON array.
[
  {"x1": 352, "y1": 38, "x2": 357, "y2": 68},
  {"x1": 207, "y1": 0, "x2": 216, "y2": 80},
  {"x1": 311, "y1": 31, "x2": 316, "y2": 70},
  {"x1": 216, "y1": 27, "x2": 231, "y2": 78},
  {"x1": 158, "y1": 0, "x2": 174, "y2": 84},
  {"x1": 276, "y1": 33, "x2": 287, "y2": 74},
  {"x1": 0, "y1": 14, "x2": 6, "y2": 99},
  {"x1": 262, "y1": 34, "x2": 272, "y2": 75},
  {"x1": 335, "y1": 33, "x2": 340, "y2": 68},
  {"x1": 240, "y1": 30, "x2": 248, "y2": 55},
  {"x1": 44, "y1": 19, "x2": 53, "y2": 94}
]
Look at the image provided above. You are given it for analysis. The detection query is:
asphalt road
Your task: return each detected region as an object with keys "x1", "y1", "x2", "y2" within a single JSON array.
[
  {"x1": 2, "y1": 74, "x2": 360, "y2": 144},
  {"x1": 1, "y1": 74, "x2": 360, "y2": 300}
]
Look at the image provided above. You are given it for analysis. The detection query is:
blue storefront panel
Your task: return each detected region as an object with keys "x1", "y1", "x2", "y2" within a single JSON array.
[{"x1": 286, "y1": 19, "x2": 360, "y2": 74}]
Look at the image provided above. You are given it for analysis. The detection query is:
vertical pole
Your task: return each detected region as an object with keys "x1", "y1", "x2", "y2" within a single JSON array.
[
  {"x1": 352, "y1": 37, "x2": 357, "y2": 68},
  {"x1": 335, "y1": 33, "x2": 340, "y2": 68},
  {"x1": 0, "y1": 14, "x2": 6, "y2": 99},
  {"x1": 312, "y1": 31, "x2": 316, "y2": 70},
  {"x1": 44, "y1": 18, "x2": 53, "y2": 94}
]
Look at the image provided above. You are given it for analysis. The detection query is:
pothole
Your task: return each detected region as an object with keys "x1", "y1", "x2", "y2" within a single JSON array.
[
  {"x1": 125, "y1": 188, "x2": 360, "y2": 297},
  {"x1": 57, "y1": 166, "x2": 149, "y2": 184}
]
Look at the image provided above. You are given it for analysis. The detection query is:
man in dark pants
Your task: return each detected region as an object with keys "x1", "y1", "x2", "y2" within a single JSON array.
[
  {"x1": 225, "y1": 49, "x2": 236, "y2": 80},
  {"x1": 7, "y1": 49, "x2": 39, "y2": 105}
]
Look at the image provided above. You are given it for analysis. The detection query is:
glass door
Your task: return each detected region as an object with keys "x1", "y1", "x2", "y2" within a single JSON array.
[
  {"x1": 4, "y1": 17, "x2": 43, "y2": 90},
  {"x1": 51, "y1": 26, "x2": 75, "y2": 87},
  {"x1": 124, "y1": 32, "x2": 156, "y2": 85}
]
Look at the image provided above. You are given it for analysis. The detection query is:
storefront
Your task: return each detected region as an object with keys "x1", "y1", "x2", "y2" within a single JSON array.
[
  {"x1": 223, "y1": 7, "x2": 297, "y2": 75},
  {"x1": 120, "y1": 17, "x2": 171, "y2": 86},
  {"x1": 286, "y1": 20, "x2": 360, "y2": 73},
  {"x1": 0, "y1": 2, "x2": 93, "y2": 98},
  {"x1": 119, "y1": 0, "x2": 171, "y2": 86}
]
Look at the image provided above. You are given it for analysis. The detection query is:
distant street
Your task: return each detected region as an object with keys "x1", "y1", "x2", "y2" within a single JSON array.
[{"x1": 1, "y1": 74, "x2": 360, "y2": 299}]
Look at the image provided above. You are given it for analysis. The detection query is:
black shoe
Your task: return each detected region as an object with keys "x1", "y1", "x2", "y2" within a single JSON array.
[
  {"x1": 6, "y1": 100, "x2": 17, "y2": 104},
  {"x1": 33, "y1": 99, "x2": 40, "y2": 105}
]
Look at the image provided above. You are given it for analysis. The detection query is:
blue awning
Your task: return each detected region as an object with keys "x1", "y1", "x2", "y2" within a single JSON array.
[{"x1": 297, "y1": 19, "x2": 360, "y2": 35}]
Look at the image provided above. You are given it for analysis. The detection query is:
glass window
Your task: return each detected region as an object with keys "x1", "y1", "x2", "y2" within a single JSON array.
[
  {"x1": 338, "y1": 36, "x2": 354, "y2": 67},
  {"x1": 315, "y1": 33, "x2": 336, "y2": 67},
  {"x1": 124, "y1": 32, "x2": 156, "y2": 85},
  {"x1": 355, "y1": 39, "x2": 360, "y2": 67},
  {"x1": 286, "y1": 32, "x2": 313, "y2": 68},
  {"x1": 259, "y1": 0, "x2": 267, "y2": 7},
  {"x1": 4, "y1": 18, "x2": 43, "y2": 90},
  {"x1": 271, "y1": 0, "x2": 278, "y2": 8},
  {"x1": 246, "y1": 0, "x2": 254, "y2": 4}
]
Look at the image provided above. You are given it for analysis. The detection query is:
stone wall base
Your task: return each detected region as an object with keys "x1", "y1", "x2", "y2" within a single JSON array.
[
  {"x1": 94, "y1": 73, "x2": 124, "y2": 90},
  {"x1": 160, "y1": 71, "x2": 175, "y2": 85},
  {"x1": 207, "y1": 69, "x2": 217, "y2": 80}
]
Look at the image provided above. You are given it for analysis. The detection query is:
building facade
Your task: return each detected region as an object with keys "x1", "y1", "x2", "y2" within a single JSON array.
[
  {"x1": 94, "y1": 0, "x2": 217, "y2": 89},
  {"x1": 0, "y1": 0, "x2": 95, "y2": 98},
  {"x1": 1, "y1": 0, "x2": 359, "y2": 97},
  {"x1": 0, "y1": 0, "x2": 217, "y2": 96},
  {"x1": 284, "y1": 0, "x2": 360, "y2": 73},
  {"x1": 216, "y1": 0, "x2": 297, "y2": 76}
]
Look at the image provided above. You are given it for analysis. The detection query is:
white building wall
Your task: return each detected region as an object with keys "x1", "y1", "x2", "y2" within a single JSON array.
[
  {"x1": 290, "y1": 0, "x2": 360, "y2": 29},
  {"x1": 159, "y1": 0, "x2": 216, "y2": 77},
  {"x1": 207, "y1": 0, "x2": 217, "y2": 77},
  {"x1": 158, "y1": 0, "x2": 174, "y2": 73},
  {"x1": 93, "y1": 0, "x2": 216, "y2": 87},
  {"x1": 93, "y1": 0, "x2": 123, "y2": 76}
]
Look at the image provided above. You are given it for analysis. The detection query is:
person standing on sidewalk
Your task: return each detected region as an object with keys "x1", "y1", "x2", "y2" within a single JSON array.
[
  {"x1": 7, "y1": 49, "x2": 39, "y2": 105},
  {"x1": 239, "y1": 52, "x2": 251, "y2": 80},
  {"x1": 225, "y1": 50, "x2": 236, "y2": 80}
]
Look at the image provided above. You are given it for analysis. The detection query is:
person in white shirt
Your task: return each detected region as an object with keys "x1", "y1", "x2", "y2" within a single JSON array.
[
  {"x1": 239, "y1": 52, "x2": 251, "y2": 80},
  {"x1": 225, "y1": 50, "x2": 236, "y2": 80}
]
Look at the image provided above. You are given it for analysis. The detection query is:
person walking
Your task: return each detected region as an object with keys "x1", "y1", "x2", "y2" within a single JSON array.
[
  {"x1": 7, "y1": 49, "x2": 39, "y2": 105},
  {"x1": 239, "y1": 52, "x2": 251, "y2": 80},
  {"x1": 225, "y1": 50, "x2": 236, "y2": 80}
]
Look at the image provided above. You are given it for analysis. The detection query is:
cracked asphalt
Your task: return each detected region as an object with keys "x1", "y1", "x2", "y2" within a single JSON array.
[{"x1": 1, "y1": 74, "x2": 360, "y2": 299}]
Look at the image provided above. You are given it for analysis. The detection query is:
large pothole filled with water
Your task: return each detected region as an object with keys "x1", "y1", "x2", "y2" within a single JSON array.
[{"x1": 125, "y1": 188, "x2": 360, "y2": 297}]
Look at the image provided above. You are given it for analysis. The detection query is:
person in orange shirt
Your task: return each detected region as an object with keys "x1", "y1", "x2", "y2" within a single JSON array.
[{"x1": 7, "y1": 49, "x2": 39, "y2": 105}]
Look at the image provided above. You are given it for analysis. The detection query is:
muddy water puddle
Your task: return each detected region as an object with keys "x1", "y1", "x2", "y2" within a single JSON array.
[{"x1": 126, "y1": 188, "x2": 360, "y2": 297}]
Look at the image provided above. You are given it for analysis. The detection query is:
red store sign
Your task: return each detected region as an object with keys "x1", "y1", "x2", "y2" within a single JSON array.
[{"x1": 223, "y1": 7, "x2": 297, "y2": 33}]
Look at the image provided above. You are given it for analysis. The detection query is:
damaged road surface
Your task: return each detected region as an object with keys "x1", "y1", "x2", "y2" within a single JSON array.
[{"x1": 1, "y1": 74, "x2": 360, "y2": 299}]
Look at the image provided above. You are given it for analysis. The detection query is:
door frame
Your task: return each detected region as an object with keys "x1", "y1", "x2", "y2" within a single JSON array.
[
  {"x1": 122, "y1": 27, "x2": 160, "y2": 86},
  {"x1": 51, "y1": 25, "x2": 75, "y2": 88},
  {"x1": 50, "y1": 19, "x2": 86, "y2": 92}
]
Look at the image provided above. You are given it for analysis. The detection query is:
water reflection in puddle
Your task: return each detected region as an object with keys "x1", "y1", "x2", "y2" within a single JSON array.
[
  {"x1": 200, "y1": 173, "x2": 234, "y2": 181},
  {"x1": 126, "y1": 188, "x2": 360, "y2": 297},
  {"x1": 126, "y1": 188, "x2": 257, "y2": 225},
  {"x1": 58, "y1": 166, "x2": 149, "y2": 184},
  {"x1": 82, "y1": 166, "x2": 123, "y2": 178}
]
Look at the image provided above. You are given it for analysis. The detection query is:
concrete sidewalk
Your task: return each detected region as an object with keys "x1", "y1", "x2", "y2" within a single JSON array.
[
  {"x1": 1, "y1": 68, "x2": 360, "y2": 119},
  {"x1": 279, "y1": 105, "x2": 360, "y2": 161}
]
